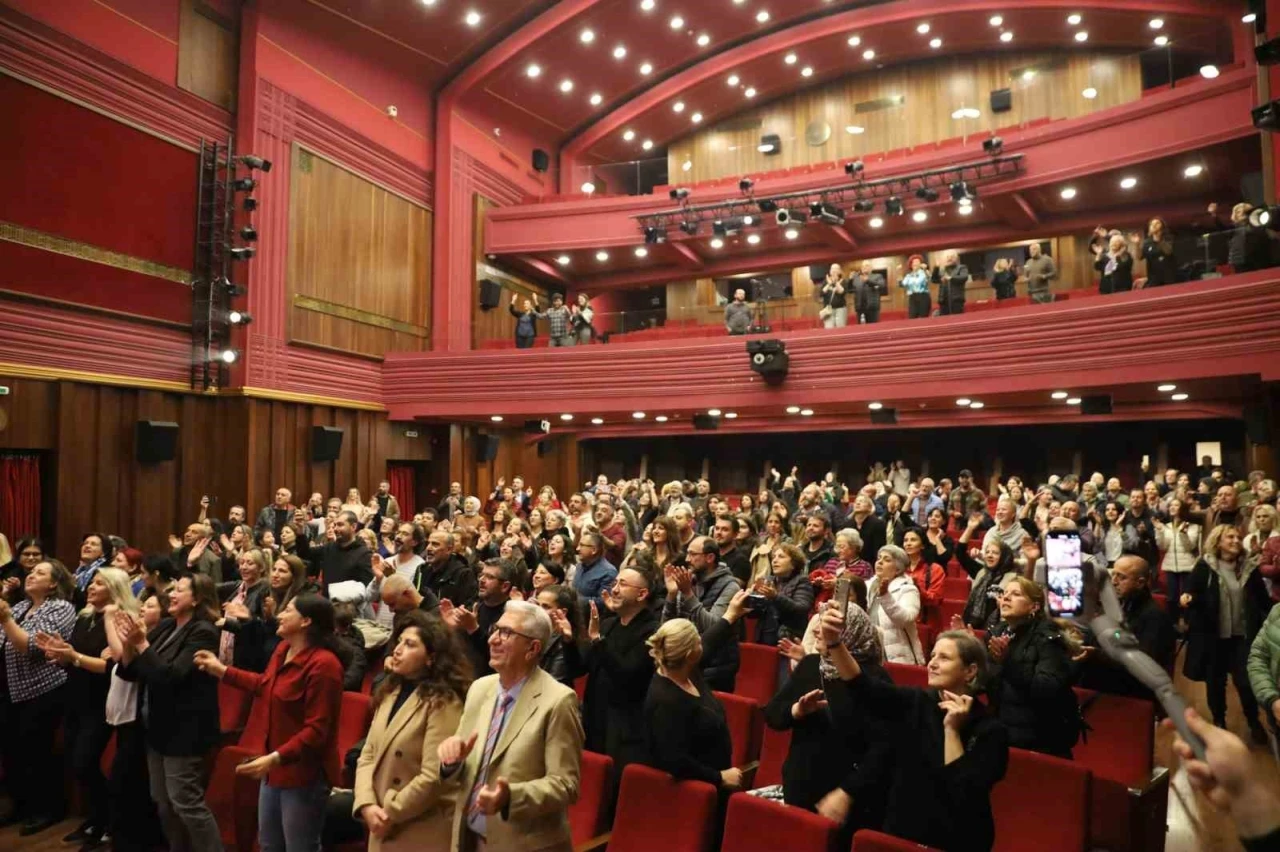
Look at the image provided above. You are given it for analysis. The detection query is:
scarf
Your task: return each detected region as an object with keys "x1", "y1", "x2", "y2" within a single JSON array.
[
  {"x1": 815, "y1": 602, "x2": 884, "y2": 680},
  {"x1": 75, "y1": 556, "x2": 106, "y2": 591}
]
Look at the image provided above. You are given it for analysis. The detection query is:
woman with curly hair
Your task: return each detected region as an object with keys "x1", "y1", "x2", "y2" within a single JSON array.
[{"x1": 353, "y1": 611, "x2": 473, "y2": 850}]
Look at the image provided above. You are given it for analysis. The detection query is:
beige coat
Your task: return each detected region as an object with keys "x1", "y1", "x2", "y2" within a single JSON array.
[
  {"x1": 353, "y1": 688, "x2": 464, "y2": 852},
  {"x1": 445, "y1": 666, "x2": 584, "y2": 852}
]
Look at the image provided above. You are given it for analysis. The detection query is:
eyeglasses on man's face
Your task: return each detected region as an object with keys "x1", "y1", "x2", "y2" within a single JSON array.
[{"x1": 489, "y1": 623, "x2": 536, "y2": 643}]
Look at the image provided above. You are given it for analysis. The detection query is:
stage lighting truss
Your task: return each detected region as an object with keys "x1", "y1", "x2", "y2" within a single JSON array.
[{"x1": 633, "y1": 154, "x2": 1023, "y2": 239}]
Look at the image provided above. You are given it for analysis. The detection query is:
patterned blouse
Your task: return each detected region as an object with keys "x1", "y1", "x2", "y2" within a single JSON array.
[{"x1": 2, "y1": 598, "x2": 76, "y2": 702}]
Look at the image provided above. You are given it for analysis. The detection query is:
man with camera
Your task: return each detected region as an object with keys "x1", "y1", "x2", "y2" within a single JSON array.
[{"x1": 819, "y1": 263, "x2": 849, "y2": 328}]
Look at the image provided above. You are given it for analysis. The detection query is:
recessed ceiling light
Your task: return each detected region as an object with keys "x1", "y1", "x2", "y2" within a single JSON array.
[
  {"x1": 863, "y1": 48, "x2": 876, "y2": 60},
  {"x1": 746, "y1": 233, "x2": 761, "y2": 244},
  {"x1": 917, "y1": 23, "x2": 931, "y2": 34},
  {"x1": 655, "y1": 415, "x2": 669, "y2": 423},
  {"x1": 632, "y1": 411, "x2": 646, "y2": 419},
  {"x1": 786, "y1": 405, "x2": 801, "y2": 414},
  {"x1": 640, "y1": 0, "x2": 655, "y2": 9},
  {"x1": 634, "y1": 246, "x2": 648, "y2": 257},
  {"x1": 1200, "y1": 65, "x2": 1220, "y2": 79},
  {"x1": 581, "y1": 181, "x2": 596, "y2": 193},
  {"x1": 1184, "y1": 164, "x2": 1204, "y2": 178},
  {"x1": 641, "y1": 139, "x2": 653, "y2": 150},
  {"x1": 727, "y1": 74, "x2": 740, "y2": 86},
  {"x1": 756, "y1": 10, "x2": 769, "y2": 24},
  {"x1": 589, "y1": 92, "x2": 603, "y2": 106},
  {"x1": 744, "y1": 87, "x2": 757, "y2": 97},
  {"x1": 1171, "y1": 393, "x2": 1189, "y2": 401},
  {"x1": 669, "y1": 15, "x2": 683, "y2": 29},
  {"x1": 595, "y1": 250, "x2": 609, "y2": 261},
  {"x1": 868, "y1": 402, "x2": 884, "y2": 410},
  {"x1": 1066, "y1": 397, "x2": 1082, "y2": 405},
  {"x1": 800, "y1": 408, "x2": 814, "y2": 416},
  {"x1": 707, "y1": 409, "x2": 722, "y2": 417},
  {"x1": 1157, "y1": 383, "x2": 1177, "y2": 392},
  {"x1": 709, "y1": 237, "x2": 724, "y2": 248},
  {"x1": 1067, "y1": 13, "x2": 1082, "y2": 25},
  {"x1": 969, "y1": 401, "x2": 985, "y2": 409},
  {"x1": 560, "y1": 413, "x2": 574, "y2": 421},
  {"x1": 591, "y1": 417, "x2": 604, "y2": 425},
  {"x1": 673, "y1": 101, "x2": 685, "y2": 113},
  {"x1": 526, "y1": 63, "x2": 541, "y2": 78},
  {"x1": 1120, "y1": 176, "x2": 1138, "y2": 189},
  {"x1": 845, "y1": 124, "x2": 865, "y2": 134},
  {"x1": 1149, "y1": 18, "x2": 1164, "y2": 29},
  {"x1": 1060, "y1": 187, "x2": 1077, "y2": 200},
  {"x1": 955, "y1": 398, "x2": 971, "y2": 406},
  {"x1": 639, "y1": 62, "x2": 653, "y2": 75},
  {"x1": 784, "y1": 53, "x2": 797, "y2": 65},
  {"x1": 930, "y1": 38, "x2": 942, "y2": 49},
  {"x1": 464, "y1": 10, "x2": 482, "y2": 27},
  {"x1": 1245, "y1": 13, "x2": 1258, "y2": 24},
  {"x1": 784, "y1": 227, "x2": 799, "y2": 239},
  {"x1": 1074, "y1": 31, "x2": 1089, "y2": 42},
  {"x1": 989, "y1": 15, "x2": 1003, "y2": 27},
  {"x1": 691, "y1": 112, "x2": 702, "y2": 123},
  {"x1": 623, "y1": 129, "x2": 635, "y2": 141},
  {"x1": 556, "y1": 255, "x2": 570, "y2": 265},
  {"x1": 1000, "y1": 31, "x2": 1014, "y2": 42},
  {"x1": 868, "y1": 217, "x2": 884, "y2": 228},
  {"x1": 613, "y1": 44, "x2": 628, "y2": 59},
  {"x1": 697, "y1": 33, "x2": 710, "y2": 46},
  {"x1": 724, "y1": 412, "x2": 738, "y2": 419},
  {"x1": 490, "y1": 415, "x2": 504, "y2": 422},
  {"x1": 847, "y1": 35, "x2": 861, "y2": 47},
  {"x1": 1154, "y1": 35, "x2": 1169, "y2": 46},
  {"x1": 1051, "y1": 391, "x2": 1069, "y2": 399},
  {"x1": 800, "y1": 66, "x2": 813, "y2": 77},
  {"x1": 559, "y1": 79, "x2": 574, "y2": 93},
  {"x1": 681, "y1": 159, "x2": 692, "y2": 171},
  {"x1": 1082, "y1": 87, "x2": 1098, "y2": 99},
  {"x1": 580, "y1": 28, "x2": 595, "y2": 43},
  {"x1": 912, "y1": 211, "x2": 928, "y2": 222}
]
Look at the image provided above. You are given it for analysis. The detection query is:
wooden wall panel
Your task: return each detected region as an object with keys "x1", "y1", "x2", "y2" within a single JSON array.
[
  {"x1": 177, "y1": 0, "x2": 239, "y2": 111},
  {"x1": 288, "y1": 146, "x2": 432, "y2": 358},
  {"x1": 668, "y1": 52, "x2": 1142, "y2": 184},
  {"x1": 448, "y1": 425, "x2": 580, "y2": 505},
  {"x1": 473, "y1": 196, "x2": 553, "y2": 346}
]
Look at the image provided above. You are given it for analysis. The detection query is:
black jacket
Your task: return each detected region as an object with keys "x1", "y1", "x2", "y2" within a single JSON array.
[
  {"x1": 216, "y1": 580, "x2": 271, "y2": 672},
  {"x1": 1095, "y1": 252, "x2": 1134, "y2": 294},
  {"x1": 851, "y1": 273, "x2": 884, "y2": 316},
  {"x1": 414, "y1": 553, "x2": 478, "y2": 607},
  {"x1": 1083, "y1": 588, "x2": 1175, "y2": 699},
  {"x1": 118, "y1": 617, "x2": 221, "y2": 756},
  {"x1": 719, "y1": 545, "x2": 751, "y2": 588},
  {"x1": 539, "y1": 634, "x2": 583, "y2": 689},
  {"x1": 831, "y1": 675, "x2": 1008, "y2": 852},
  {"x1": 851, "y1": 513, "x2": 886, "y2": 562},
  {"x1": 1183, "y1": 557, "x2": 1270, "y2": 682},
  {"x1": 583, "y1": 607, "x2": 658, "y2": 770},
  {"x1": 991, "y1": 269, "x2": 1018, "y2": 299},
  {"x1": 295, "y1": 536, "x2": 372, "y2": 593},
  {"x1": 1141, "y1": 238, "x2": 1179, "y2": 287},
  {"x1": 988, "y1": 618, "x2": 1079, "y2": 757}
]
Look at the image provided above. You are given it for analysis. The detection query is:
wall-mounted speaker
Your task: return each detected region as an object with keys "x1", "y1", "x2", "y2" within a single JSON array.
[
  {"x1": 692, "y1": 414, "x2": 719, "y2": 430},
  {"x1": 537, "y1": 439, "x2": 552, "y2": 457},
  {"x1": 311, "y1": 426, "x2": 345, "y2": 462},
  {"x1": 990, "y1": 88, "x2": 1013, "y2": 113},
  {"x1": 1080, "y1": 395, "x2": 1113, "y2": 416},
  {"x1": 870, "y1": 408, "x2": 898, "y2": 425},
  {"x1": 135, "y1": 420, "x2": 178, "y2": 463},
  {"x1": 479, "y1": 279, "x2": 502, "y2": 310},
  {"x1": 532, "y1": 148, "x2": 550, "y2": 173},
  {"x1": 477, "y1": 434, "x2": 501, "y2": 463}
]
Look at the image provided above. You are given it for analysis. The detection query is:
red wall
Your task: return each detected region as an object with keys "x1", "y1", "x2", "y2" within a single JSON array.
[{"x1": 4, "y1": 0, "x2": 179, "y2": 84}]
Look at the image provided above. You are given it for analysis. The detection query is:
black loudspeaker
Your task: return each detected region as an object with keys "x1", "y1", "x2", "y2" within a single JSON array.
[
  {"x1": 990, "y1": 88, "x2": 1013, "y2": 113},
  {"x1": 537, "y1": 439, "x2": 552, "y2": 457},
  {"x1": 1080, "y1": 394, "x2": 1113, "y2": 416},
  {"x1": 524, "y1": 419, "x2": 551, "y2": 435},
  {"x1": 479, "y1": 279, "x2": 502, "y2": 310},
  {"x1": 1244, "y1": 399, "x2": 1273, "y2": 443},
  {"x1": 477, "y1": 434, "x2": 500, "y2": 463},
  {"x1": 870, "y1": 408, "x2": 898, "y2": 425},
  {"x1": 692, "y1": 414, "x2": 719, "y2": 430},
  {"x1": 312, "y1": 426, "x2": 345, "y2": 462},
  {"x1": 135, "y1": 420, "x2": 178, "y2": 464},
  {"x1": 746, "y1": 339, "x2": 789, "y2": 386},
  {"x1": 808, "y1": 264, "x2": 827, "y2": 283},
  {"x1": 532, "y1": 149, "x2": 550, "y2": 172}
]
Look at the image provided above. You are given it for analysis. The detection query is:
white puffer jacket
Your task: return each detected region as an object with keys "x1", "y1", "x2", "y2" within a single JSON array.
[{"x1": 867, "y1": 573, "x2": 924, "y2": 665}]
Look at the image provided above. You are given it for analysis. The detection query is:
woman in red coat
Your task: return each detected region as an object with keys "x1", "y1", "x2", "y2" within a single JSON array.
[{"x1": 195, "y1": 592, "x2": 346, "y2": 852}]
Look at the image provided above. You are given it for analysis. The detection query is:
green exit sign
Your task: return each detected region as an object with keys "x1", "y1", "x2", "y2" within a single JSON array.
[{"x1": 0, "y1": 386, "x2": 9, "y2": 395}]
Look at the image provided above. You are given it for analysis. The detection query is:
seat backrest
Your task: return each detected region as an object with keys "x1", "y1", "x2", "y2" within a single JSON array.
[
  {"x1": 206, "y1": 744, "x2": 259, "y2": 852},
  {"x1": 721, "y1": 792, "x2": 837, "y2": 851},
  {"x1": 943, "y1": 576, "x2": 972, "y2": 600},
  {"x1": 992, "y1": 748, "x2": 1091, "y2": 852},
  {"x1": 853, "y1": 828, "x2": 944, "y2": 850},
  {"x1": 735, "y1": 643, "x2": 780, "y2": 706},
  {"x1": 218, "y1": 679, "x2": 253, "y2": 736},
  {"x1": 338, "y1": 691, "x2": 373, "y2": 763},
  {"x1": 713, "y1": 690, "x2": 763, "y2": 767},
  {"x1": 609, "y1": 764, "x2": 718, "y2": 852},
  {"x1": 1072, "y1": 688, "x2": 1154, "y2": 788},
  {"x1": 569, "y1": 751, "x2": 614, "y2": 846},
  {"x1": 756, "y1": 725, "x2": 791, "y2": 789},
  {"x1": 884, "y1": 662, "x2": 928, "y2": 688}
]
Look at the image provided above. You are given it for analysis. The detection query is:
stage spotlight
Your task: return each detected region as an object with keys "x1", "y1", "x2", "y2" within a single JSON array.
[
  {"x1": 229, "y1": 247, "x2": 256, "y2": 261},
  {"x1": 757, "y1": 198, "x2": 779, "y2": 213},
  {"x1": 218, "y1": 349, "x2": 238, "y2": 364},
  {"x1": 239, "y1": 226, "x2": 258, "y2": 242},
  {"x1": 670, "y1": 187, "x2": 690, "y2": 201},
  {"x1": 227, "y1": 310, "x2": 253, "y2": 325},
  {"x1": 853, "y1": 199, "x2": 875, "y2": 213},
  {"x1": 238, "y1": 155, "x2": 273, "y2": 172},
  {"x1": 810, "y1": 201, "x2": 844, "y2": 225},
  {"x1": 679, "y1": 220, "x2": 699, "y2": 235},
  {"x1": 243, "y1": 197, "x2": 258, "y2": 212},
  {"x1": 884, "y1": 197, "x2": 904, "y2": 216},
  {"x1": 739, "y1": 178, "x2": 754, "y2": 193},
  {"x1": 1249, "y1": 206, "x2": 1280, "y2": 227},
  {"x1": 776, "y1": 208, "x2": 808, "y2": 225},
  {"x1": 983, "y1": 137, "x2": 1004, "y2": 155},
  {"x1": 230, "y1": 177, "x2": 257, "y2": 192},
  {"x1": 844, "y1": 160, "x2": 865, "y2": 176},
  {"x1": 1254, "y1": 100, "x2": 1280, "y2": 131},
  {"x1": 644, "y1": 226, "x2": 666, "y2": 244},
  {"x1": 915, "y1": 187, "x2": 940, "y2": 203},
  {"x1": 950, "y1": 181, "x2": 977, "y2": 202},
  {"x1": 217, "y1": 276, "x2": 246, "y2": 298}
]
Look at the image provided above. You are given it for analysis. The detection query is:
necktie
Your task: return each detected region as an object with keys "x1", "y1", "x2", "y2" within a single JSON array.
[{"x1": 468, "y1": 692, "x2": 515, "y2": 819}]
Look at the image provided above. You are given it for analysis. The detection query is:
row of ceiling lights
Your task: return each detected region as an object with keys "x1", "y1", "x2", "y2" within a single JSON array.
[
  {"x1": 489, "y1": 410, "x2": 739, "y2": 425},
  {"x1": 1058, "y1": 161, "x2": 1204, "y2": 201}
]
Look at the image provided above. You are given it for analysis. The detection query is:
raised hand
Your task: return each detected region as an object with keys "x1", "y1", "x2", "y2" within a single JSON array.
[
  {"x1": 549, "y1": 608, "x2": 574, "y2": 641},
  {"x1": 723, "y1": 587, "x2": 751, "y2": 624},
  {"x1": 261, "y1": 595, "x2": 277, "y2": 620},
  {"x1": 222, "y1": 600, "x2": 250, "y2": 621},
  {"x1": 672, "y1": 566, "x2": 694, "y2": 597},
  {"x1": 587, "y1": 601, "x2": 601, "y2": 642},
  {"x1": 663, "y1": 565, "x2": 680, "y2": 597},
  {"x1": 819, "y1": 603, "x2": 844, "y2": 646},
  {"x1": 193, "y1": 649, "x2": 227, "y2": 678},
  {"x1": 792, "y1": 688, "x2": 829, "y2": 719},
  {"x1": 371, "y1": 553, "x2": 385, "y2": 581},
  {"x1": 777, "y1": 637, "x2": 805, "y2": 662},
  {"x1": 938, "y1": 690, "x2": 974, "y2": 730},
  {"x1": 438, "y1": 731, "x2": 479, "y2": 767}
]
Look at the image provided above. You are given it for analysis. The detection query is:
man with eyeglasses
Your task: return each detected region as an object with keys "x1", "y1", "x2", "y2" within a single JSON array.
[
  {"x1": 438, "y1": 600, "x2": 584, "y2": 852},
  {"x1": 662, "y1": 536, "x2": 741, "y2": 692},
  {"x1": 443, "y1": 558, "x2": 517, "y2": 677},
  {"x1": 582, "y1": 567, "x2": 658, "y2": 774},
  {"x1": 572, "y1": 530, "x2": 618, "y2": 610}
]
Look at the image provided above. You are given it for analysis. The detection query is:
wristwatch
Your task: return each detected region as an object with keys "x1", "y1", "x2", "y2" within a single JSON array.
[{"x1": 72, "y1": 654, "x2": 82, "y2": 668}]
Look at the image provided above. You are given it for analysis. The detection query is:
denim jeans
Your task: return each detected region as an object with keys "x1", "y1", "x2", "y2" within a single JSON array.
[{"x1": 258, "y1": 780, "x2": 329, "y2": 852}]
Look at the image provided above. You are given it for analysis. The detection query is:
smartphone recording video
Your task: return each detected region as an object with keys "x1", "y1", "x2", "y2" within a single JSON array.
[{"x1": 1045, "y1": 531, "x2": 1084, "y2": 618}]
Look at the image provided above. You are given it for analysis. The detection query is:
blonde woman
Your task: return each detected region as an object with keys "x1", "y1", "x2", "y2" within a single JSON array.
[{"x1": 750, "y1": 512, "x2": 789, "y2": 586}]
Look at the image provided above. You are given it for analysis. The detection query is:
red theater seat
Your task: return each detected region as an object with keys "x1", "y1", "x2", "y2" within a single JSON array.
[
  {"x1": 720, "y1": 792, "x2": 839, "y2": 851},
  {"x1": 884, "y1": 662, "x2": 928, "y2": 688},
  {"x1": 735, "y1": 643, "x2": 780, "y2": 706},
  {"x1": 943, "y1": 576, "x2": 971, "y2": 600},
  {"x1": 585, "y1": 764, "x2": 718, "y2": 852},
  {"x1": 1073, "y1": 690, "x2": 1165, "y2": 852},
  {"x1": 569, "y1": 751, "x2": 614, "y2": 847},
  {"x1": 206, "y1": 744, "x2": 258, "y2": 852},
  {"x1": 853, "y1": 829, "x2": 943, "y2": 850},
  {"x1": 714, "y1": 690, "x2": 763, "y2": 768},
  {"x1": 992, "y1": 748, "x2": 1091, "y2": 852},
  {"x1": 218, "y1": 679, "x2": 253, "y2": 744},
  {"x1": 338, "y1": 691, "x2": 373, "y2": 785},
  {"x1": 756, "y1": 725, "x2": 791, "y2": 789}
]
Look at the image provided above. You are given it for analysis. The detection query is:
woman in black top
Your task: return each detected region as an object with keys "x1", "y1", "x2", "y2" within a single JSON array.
[
  {"x1": 990, "y1": 257, "x2": 1018, "y2": 300},
  {"x1": 216, "y1": 548, "x2": 271, "y2": 672},
  {"x1": 953, "y1": 526, "x2": 1017, "y2": 632},
  {"x1": 642, "y1": 589, "x2": 749, "y2": 790},
  {"x1": 1141, "y1": 218, "x2": 1178, "y2": 287},
  {"x1": 820, "y1": 606, "x2": 1008, "y2": 852},
  {"x1": 1095, "y1": 234, "x2": 1134, "y2": 294},
  {"x1": 922, "y1": 507, "x2": 956, "y2": 568}
]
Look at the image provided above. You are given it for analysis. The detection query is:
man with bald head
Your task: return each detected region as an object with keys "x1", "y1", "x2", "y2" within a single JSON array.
[
  {"x1": 934, "y1": 250, "x2": 972, "y2": 315},
  {"x1": 1085, "y1": 556, "x2": 1175, "y2": 699},
  {"x1": 415, "y1": 529, "x2": 478, "y2": 607},
  {"x1": 724, "y1": 288, "x2": 752, "y2": 335},
  {"x1": 172, "y1": 522, "x2": 221, "y2": 582},
  {"x1": 254, "y1": 486, "x2": 295, "y2": 542},
  {"x1": 850, "y1": 259, "x2": 885, "y2": 324}
]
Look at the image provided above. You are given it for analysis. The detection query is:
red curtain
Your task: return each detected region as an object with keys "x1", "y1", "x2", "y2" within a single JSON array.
[
  {"x1": 386, "y1": 463, "x2": 417, "y2": 518},
  {"x1": 0, "y1": 453, "x2": 41, "y2": 542}
]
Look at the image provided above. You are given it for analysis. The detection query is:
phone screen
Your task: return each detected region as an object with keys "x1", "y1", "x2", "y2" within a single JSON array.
[
  {"x1": 833, "y1": 576, "x2": 852, "y2": 615},
  {"x1": 1045, "y1": 533, "x2": 1083, "y2": 617}
]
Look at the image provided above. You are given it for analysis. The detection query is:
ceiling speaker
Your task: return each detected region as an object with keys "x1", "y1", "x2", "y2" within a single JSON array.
[{"x1": 1080, "y1": 395, "x2": 1113, "y2": 416}]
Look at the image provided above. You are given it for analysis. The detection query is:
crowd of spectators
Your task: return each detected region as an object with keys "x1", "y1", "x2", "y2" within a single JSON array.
[{"x1": 0, "y1": 455, "x2": 1278, "y2": 850}]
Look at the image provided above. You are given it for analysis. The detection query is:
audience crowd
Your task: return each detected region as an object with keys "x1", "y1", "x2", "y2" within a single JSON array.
[{"x1": 1, "y1": 457, "x2": 1279, "y2": 851}]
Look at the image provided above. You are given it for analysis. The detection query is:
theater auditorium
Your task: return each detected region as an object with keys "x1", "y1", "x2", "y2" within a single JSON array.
[{"x1": 2, "y1": 0, "x2": 1280, "y2": 850}]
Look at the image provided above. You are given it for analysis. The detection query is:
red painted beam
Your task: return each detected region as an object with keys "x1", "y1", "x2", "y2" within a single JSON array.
[
  {"x1": 990, "y1": 192, "x2": 1041, "y2": 230},
  {"x1": 523, "y1": 257, "x2": 571, "y2": 287},
  {"x1": 667, "y1": 241, "x2": 705, "y2": 271}
]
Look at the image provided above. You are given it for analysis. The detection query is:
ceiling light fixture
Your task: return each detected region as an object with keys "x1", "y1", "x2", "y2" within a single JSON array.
[
  {"x1": 1154, "y1": 35, "x2": 1169, "y2": 46},
  {"x1": 744, "y1": 87, "x2": 757, "y2": 97},
  {"x1": 642, "y1": 139, "x2": 654, "y2": 150},
  {"x1": 639, "y1": 62, "x2": 653, "y2": 74},
  {"x1": 623, "y1": 129, "x2": 635, "y2": 141},
  {"x1": 673, "y1": 101, "x2": 685, "y2": 112},
  {"x1": 989, "y1": 15, "x2": 1003, "y2": 27},
  {"x1": 490, "y1": 415, "x2": 504, "y2": 422},
  {"x1": 727, "y1": 74, "x2": 740, "y2": 86},
  {"x1": 1245, "y1": 13, "x2": 1258, "y2": 24},
  {"x1": 868, "y1": 216, "x2": 884, "y2": 228},
  {"x1": 1060, "y1": 187, "x2": 1077, "y2": 200},
  {"x1": 1120, "y1": 176, "x2": 1138, "y2": 189},
  {"x1": 1066, "y1": 397, "x2": 1082, "y2": 405},
  {"x1": 1000, "y1": 30, "x2": 1014, "y2": 42},
  {"x1": 1074, "y1": 31, "x2": 1089, "y2": 42},
  {"x1": 955, "y1": 398, "x2": 971, "y2": 406},
  {"x1": 559, "y1": 79, "x2": 574, "y2": 93},
  {"x1": 801, "y1": 66, "x2": 813, "y2": 77},
  {"x1": 640, "y1": 0, "x2": 655, "y2": 9},
  {"x1": 697, "y1": 33, "x2": 710, "y2": 46},
  {"x1": 1171, "y1": 393, "x2": 1189, "y2": 401},
  {"x1": 969, "y1": 401, "x2": 985, "y2": 409},
  {"x1": 556, "y1": 255, "x2": 570, "y2": 265},
  {"x1": 912, "y1": 211, "x2": 928, "y2": 223},
  {"x1": 958, "y1": 204, "x2": 973, "y2": 216},
  {"x1": 632, "y1": 411, "x2": 646, "y2": 419},
  {"x1": 669, "y1": 15, "x2": 683, "y2": 29},
  {"x1": 581, "y1": 181, "x2": 596, "y2": 193},
  {"x1": 917, "y1": 23, "x2": 931, "y2": 34},
  {"x1": 930, "y1": 38, "x2": 942, "y2": 49},
  {"x1": 1082, "y1": 86, "x2": 1098, "y2": 99},
  {"x1": 784, "y1": 53, "x2": 797, "y2": 64},
  {"x1": 634, "y1": 247, "x2": 648, "y2": 257},
  {"x1": 1149, "y1": 18, "x2": 1164, "y2": 29},
  {"x1": 1184, "y1": 164, "x2": 1204, "y2": 178},
  {"x1": 691, "y1": 112, "x2": 703, "y2": 123},
  {"x1": 800, "y1": 408, "x2": 814, "y2": 416},
  {"x1": 589, "y1": 92, "x2": 603, "y2": 105},
  {"x1": 464, "y1": 10, "x2": 481, "y2": 27},
  {"x1": 560, "y1": 413, "x2": 574, "y2": 421},
  {"x1": 847, "y1": 34, "x2": 862, "y2": 47},
  {"x1": 709, "y1": 237, "x2": 724, "y2": 248},
  {"x1": 591, "y1": 417, "x2": 604, "y2": 425},
  {"x1": 746, "y1": 233, "x2": 761, "y2": 245},
  {"x1": 756, "y1": 10, "x2": 770, "y2": 23},
  {"x1": 786, "y1": 405, "x2": 801, "y2": 414},
  {"x1": 655, "y1": 415, "x2": 669, "y2": 422},
  {"x1": 1200, "y1": 64, "x2": 1220, "y2": 79},
  {"x1": 784, "y1": 227, "x2": 799, "y2": 239},
  {"x1": 580, "y1": 29, "x2": 595, "y2": 43},
  {"x1": 868, "y1": 402, "x2": 884, "y2": 410},
  {"x1": 526, "y1": 63, "x2": 541, "y2": 78},
  {"x1": 595, "y1": 250, "x2": 609, "y2": 261},
  {"x1": 682, "y1": 159, "x2": 692, "y2": 171},
  {"x1": 1067, "y1": 13, "x2": 1082, "y2": 25},
  {"x1": 707, "y1": 409, "x2": 721, "y2": 417},
  {"x1": 1051, "y1": 391, "x2": 1069, "y2": 399},
  {"x1": 724, "y1": 412, "x2": 738, "y2": 419},
  {"x1": 613, "y1": 44, "x2": 627, "y2": 59},
  {"x1": 1157, "y1": 383, "x2": 1177, "y2": 392},
  {"x1": 863, "y1": 48, "x2": 876, "y2": 60},
  {"x1": 845, "y1": 124, "x2": 865, "y2": 134}
]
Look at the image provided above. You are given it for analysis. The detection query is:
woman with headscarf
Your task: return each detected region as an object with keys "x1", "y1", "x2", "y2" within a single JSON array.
[
  {"x1": 953, "y1": 525, "x2": 1019, "y2": 632},
  {"x1": 866, "y1": 545, "x2": 924, "y2": 665}
]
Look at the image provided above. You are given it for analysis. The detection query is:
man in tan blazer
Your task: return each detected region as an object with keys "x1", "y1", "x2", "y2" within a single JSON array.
[{"x1": 438, "y1": 600, "x2": 584, "y2": 852}]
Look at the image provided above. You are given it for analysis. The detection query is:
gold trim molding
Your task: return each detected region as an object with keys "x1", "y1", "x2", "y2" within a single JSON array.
[
  {"x1": 0, "y1": 221, "x2": 192, "y2": 284},
  {"x1": 232, "y1": 386, "x2": 387, "y2": 411},
  {"x1": 292, "y1": 294, "x2": 428, "y2": 338}
]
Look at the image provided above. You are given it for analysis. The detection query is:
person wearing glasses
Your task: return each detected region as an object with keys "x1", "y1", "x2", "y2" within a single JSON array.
[
  {"x1": 662, "y1": 536, "x2": 742, "y2": 692},
  {"x1": 437, "y1": 600, "x2": 584, "y2": 851},
  {"x1": 439, "y1": 559, "x2": 519, "y2": 678}
]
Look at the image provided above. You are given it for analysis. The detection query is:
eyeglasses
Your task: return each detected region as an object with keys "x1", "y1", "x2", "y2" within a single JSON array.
[
  {"x1": 613, "y1": 578, "x2": 645, "y2": 591},
  {"x1": 489, "y1": 624, "x2": 537, "y2": 643}
]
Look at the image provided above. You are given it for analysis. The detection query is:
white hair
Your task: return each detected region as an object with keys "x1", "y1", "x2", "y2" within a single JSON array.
[
  {"x1": 504, "y1": 600, "x2": 552, "y2": 650},
  {"x1": 835, "y1": 528, "x2": 863, "y2": 553},
  {"x1": 668, "y1": 502, "x2": 694, "y2": 518}
]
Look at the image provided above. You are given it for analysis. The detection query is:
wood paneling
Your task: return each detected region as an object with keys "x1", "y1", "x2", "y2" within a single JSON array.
[
  {"x1": 177, "y1": 0, "x2": 239, "y2": 111},
  {"x1": 288, "y1": 146, "x2": 432, "y2": 358},
  {"x1": 448, "y1": 425, "x2": 580, "y2": 505},
  {"x1": 668, "y1": 52, "x2": 1142, "y2": 184},
  {"x1": 0, "y1": 376, "x2": 434, "y2": 560},
  {"x1": 473, "y1": 195, "x2": 553, "y2": 346}
]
